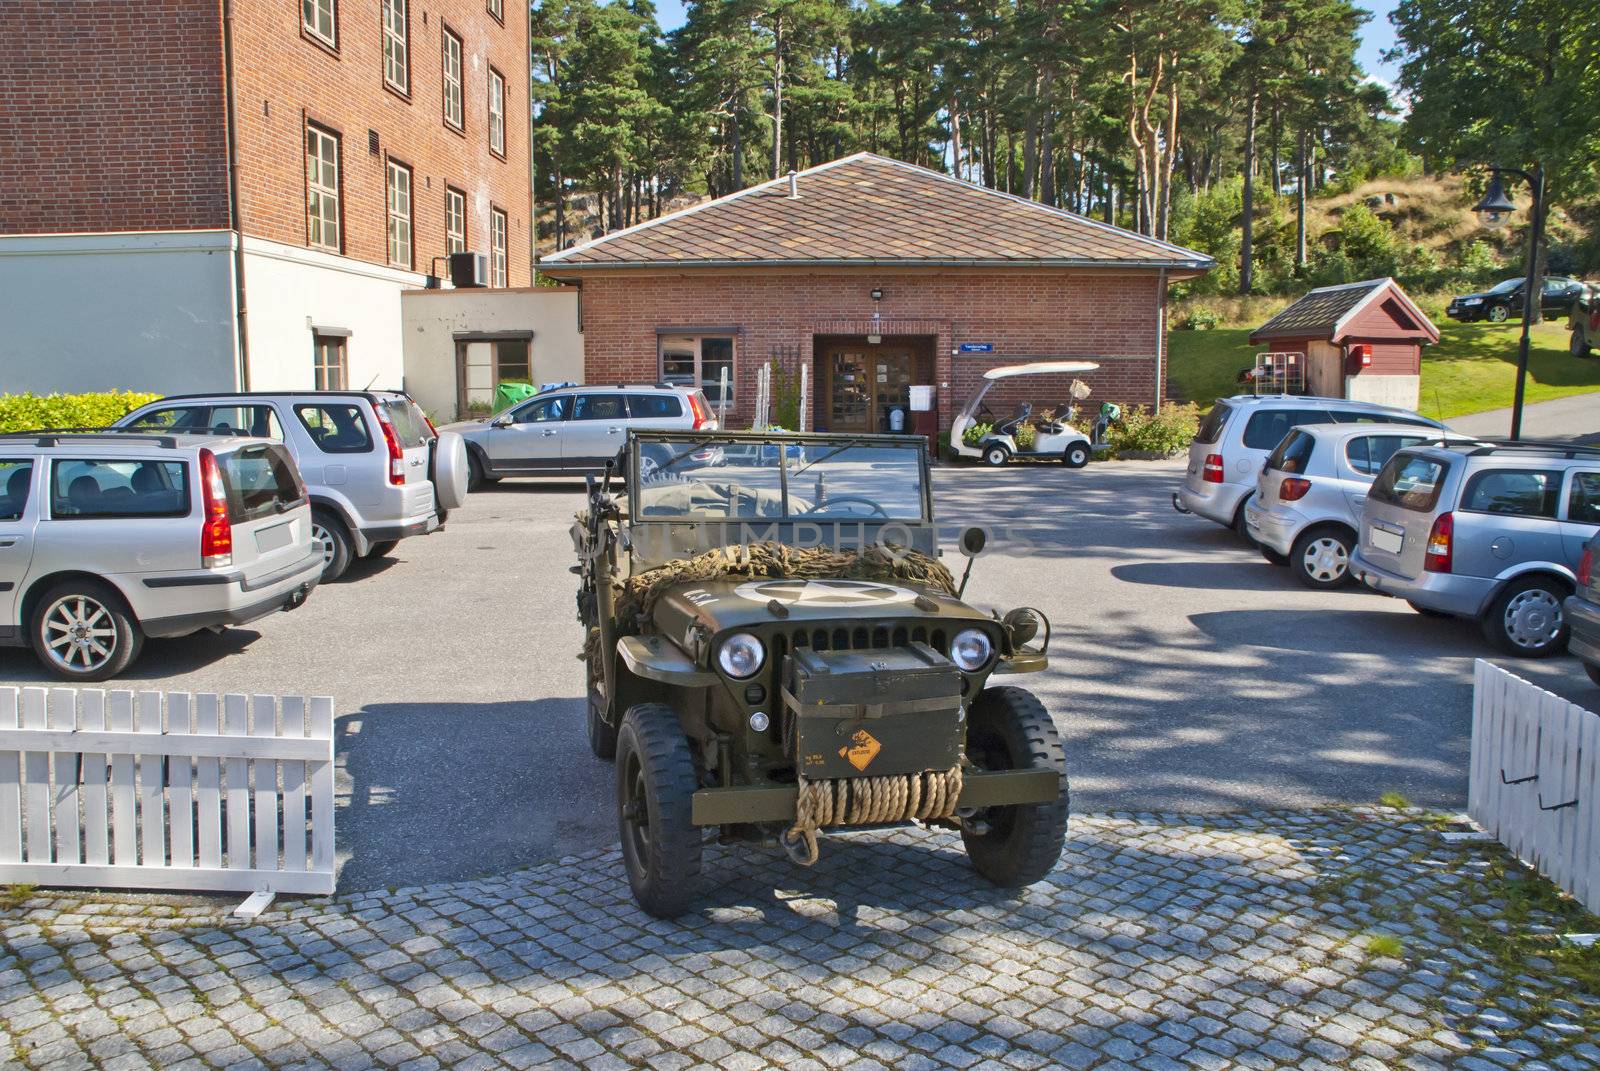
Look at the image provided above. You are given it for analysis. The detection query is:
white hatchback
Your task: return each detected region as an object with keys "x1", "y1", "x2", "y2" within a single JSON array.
[{"x1": 1245, "y1": 422, "x2": 1468, "y2": 588}]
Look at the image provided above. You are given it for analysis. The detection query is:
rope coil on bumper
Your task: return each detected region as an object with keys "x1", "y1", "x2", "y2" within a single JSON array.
[{"x1": 782, "y1": 766, "x2": 964, "y2": 866}]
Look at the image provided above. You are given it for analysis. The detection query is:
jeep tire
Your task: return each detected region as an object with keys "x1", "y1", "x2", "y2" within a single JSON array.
[
  {"x1": 616, "y1": 703, "x2": 701, "y2": 917},
  {"x1": 961, "y1": 686, "x2": 1068, "y2": 887}
]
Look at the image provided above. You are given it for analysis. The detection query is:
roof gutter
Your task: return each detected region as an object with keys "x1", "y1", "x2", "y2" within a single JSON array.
[{"x1": 539, "y1": 256, "x2": 1215, "y2": 273}]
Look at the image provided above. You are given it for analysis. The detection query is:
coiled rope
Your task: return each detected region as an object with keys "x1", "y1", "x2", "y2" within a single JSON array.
[{"x1": 781, "y1": 765, "x2": 964, "y2": 866}]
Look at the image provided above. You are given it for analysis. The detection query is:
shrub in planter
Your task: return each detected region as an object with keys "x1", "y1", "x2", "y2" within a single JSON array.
[
  {"x1": 961, "y1": 421, "x2": 993, "y2": 447},
  {"x1": 1014, "y1": 422, "x2": 1037, "y2": 450},
  {"x1": 0, "y1": 391, "x2": 162, "y2": 434},
  {"x1": 1105, "y1": 403, "x2": 1200, "y2": 459}
]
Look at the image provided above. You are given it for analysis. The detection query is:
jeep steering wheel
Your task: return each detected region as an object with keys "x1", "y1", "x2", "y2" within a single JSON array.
[{"x1": 800, "y1": 496, "x2": 890, "y2": 518}]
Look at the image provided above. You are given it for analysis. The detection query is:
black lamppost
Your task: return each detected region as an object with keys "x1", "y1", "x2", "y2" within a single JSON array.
[{"x1": 1472, "y1": 164, "x2": 1546, "y2": 440}]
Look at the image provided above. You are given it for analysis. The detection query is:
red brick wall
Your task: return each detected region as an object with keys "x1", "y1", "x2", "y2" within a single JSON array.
[
  {"x1": 0, "y1": 1, "x2": 231, "y2": 233},
  {"x1": 568, "y1": 269, "x2": 1166, "y2": 429},
  {"x1": 231, "y1": 0, "x2": 529, "y2": 283}
]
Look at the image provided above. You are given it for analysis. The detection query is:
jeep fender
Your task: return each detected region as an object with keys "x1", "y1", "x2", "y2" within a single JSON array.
[{"x1": 617, "y1": 635, "x2": 716, "y2": 686}]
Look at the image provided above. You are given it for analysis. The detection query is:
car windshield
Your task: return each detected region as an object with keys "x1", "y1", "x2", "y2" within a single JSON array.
[
  {"x1": 1487, "y1": 279, "x2": 1522, "y2": 294},
  {"x1": 633, "y1": 436, "x2": 927, "y2": 521}
]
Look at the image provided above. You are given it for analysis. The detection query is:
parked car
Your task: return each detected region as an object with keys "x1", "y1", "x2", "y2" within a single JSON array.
[
  {"x1": 1174, "y1": 395, "x2": 1445, "y2": 540},
  {"x1": 1569, "y1": 288, "x2": 1599, "y2": 357},
  {"x1": 1446, "y1": 276, "x2": 1589, "y2": 323},
  {"x1": 442, "y1": 383, "x2": 719, "y2": 489},
  {"x1": 1564, "y1": 533, "x2": 1600, "y2": 685},
  {"x1": 1246, "y1": 423, "x2": 1472, "y2": 589},
  {"x1": 1350, "y1": 441, "x2": 1600, "y2": 656},
  {"x1": 0, "y1": 429, "x2": 320, "y2": 681},
  {"x1": 118, "y1": 391, "x2": 467, "y2": 582}
]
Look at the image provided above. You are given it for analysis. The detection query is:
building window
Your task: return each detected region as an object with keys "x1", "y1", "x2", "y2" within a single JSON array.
[
  {"x1": 487, "y1": 0, "x2": 503, "y2": 21},
  {"x1": 445, "y1": 187, "x2": 466, "y2": 255},
  {"x1": 386, "y1": 159, "x2": 413, "y2": 268},
  {"x1": 491, "y1": 208, "x2": 507, "y2": 287},
  {"x1": 313, "y1": 334, "x2": 348, "y2": 390},
  {"x1": 381, "y1": 0, "x2": 408, "y2": 93},
  {"x1": 302, "y1": 0, "x2": 337, "y2": 48},
  {"x1": 487, "y1": 67, "x2": 506, "y2": 157},
  {"x1": 441, "y1": 26, "x2": 463, "y2": 130},
  {"x1": 457, "y1": 337, "x2": 531, "y2": 416},
  {"x1": 659, "y1": 335, "x2": 734, "y2": 404},
  {"x1": 305, "y1": 123, "x2": 341, "y2": 252}
]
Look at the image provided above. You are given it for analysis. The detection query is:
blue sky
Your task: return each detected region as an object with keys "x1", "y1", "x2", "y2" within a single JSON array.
[{"x1": 653, "y1": 0, "x2": 1402, "y2": 89}]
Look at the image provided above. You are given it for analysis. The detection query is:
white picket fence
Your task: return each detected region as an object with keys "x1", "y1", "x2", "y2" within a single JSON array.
[
  {"x1": 1469, "y1": 660, "x2": 1600, "y2": 914},
  {"x1": 0, "y1": 687, "x2": 335, "y2": 896}
]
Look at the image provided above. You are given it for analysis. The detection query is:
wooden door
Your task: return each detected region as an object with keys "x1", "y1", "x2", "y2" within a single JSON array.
[{"x1": 823, "y1": 343, "x2": 913, "y2": 432}]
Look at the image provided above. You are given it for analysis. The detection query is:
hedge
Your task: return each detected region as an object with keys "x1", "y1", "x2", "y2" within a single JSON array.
[{"x1": 0, "y1": 391, "x2": 163, "y2": 435}]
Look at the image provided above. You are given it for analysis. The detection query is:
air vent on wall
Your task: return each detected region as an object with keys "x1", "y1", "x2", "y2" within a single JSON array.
[{"x1": 368, "y1": 129, "x2": 380, "y2": 155}]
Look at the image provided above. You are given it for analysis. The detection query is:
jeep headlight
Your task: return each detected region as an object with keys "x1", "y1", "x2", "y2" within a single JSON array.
[
  {"x1": 950, "y1": 628, "x2": 993, "y2": 671},
  {"x1": 717, "y1": 632, "x2": 765, "y2": 678}
]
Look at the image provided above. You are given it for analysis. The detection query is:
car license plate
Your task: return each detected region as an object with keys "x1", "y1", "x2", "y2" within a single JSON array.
[
  {"x1": 1369, "y1": 525, "x2": 1403, "y2": 554},
  {"x1": 255, "y1": 521, "x2": 292, "y2": 553}
]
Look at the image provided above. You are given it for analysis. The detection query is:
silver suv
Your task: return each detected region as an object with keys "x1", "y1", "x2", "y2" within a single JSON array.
[
  {"x1": 119, "y1": 392, "x2": 468, "y2": 581},
  {"x1": 0, "y1": 430, "x2": 320, "y2": 681},
  {"x1": 1176, "y1": 395, "x2": 1444, "y2": 538},
  {"x1": 443, "y1": 384, "x2": 718, "y2": 488},
  {"x1": 1247, "y1": 423, "x2": 1472, "y2": 589},
  {"x1": 1351, "y1": 441, "x2": 1600, "y2": 656}
]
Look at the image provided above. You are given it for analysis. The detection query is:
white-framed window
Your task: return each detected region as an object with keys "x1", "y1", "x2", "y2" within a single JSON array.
[
  {"x1": 302, "y1": 0, "x2": 337, "y2": 47},
  {"x1": 313, "y1": 334, "x2": 348, "y2": 390},
  {"x1": 487, "y1": 0, "x2": 503, "y2": 21},
  {"x1": 445, "y1": 187, "x2": 466, "y2": 255},
  {"x1": 381, "y1": 0, "x2": 408, "y2": 92},
  {"x1": 386, "y1": 159, "x2": 413, "y2": 268},
  {"x1": 491, "y1": 208, "x2": 507, "y2": 287},
  {"x1": 659, "y1": 335, "x2": 734, "y2": 404},
  {"x1": 305, "y1": 122, "x2": 341, "y2": 252},
  {"x1": 488, "y1": 67, "x2": 506, "y2": 157},
  {"x1": 441, "y1": 26, "x2": 463, "y2": 130}
]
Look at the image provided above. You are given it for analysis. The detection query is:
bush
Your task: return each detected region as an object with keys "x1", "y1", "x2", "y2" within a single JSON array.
[
  {"x1": 0, "y1": 391, "x2": 162, "y2": 434},
  {"x1": 961, "y1": 421, "x2": 993, "y2": 447},
  {"x1": 1106, "y1": 403, "x2": 1200, "y2": 458},
  {"x1": 1178, "y1": 307, "x2": 1221, "y2": 330}
]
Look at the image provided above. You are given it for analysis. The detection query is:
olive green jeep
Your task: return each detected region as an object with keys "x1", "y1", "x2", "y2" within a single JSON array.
[{"x1": 572, "y1": 429, "x2": 1067, "y2": 917}]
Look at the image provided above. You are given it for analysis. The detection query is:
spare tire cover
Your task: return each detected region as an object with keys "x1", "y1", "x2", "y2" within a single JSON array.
[{"x1": 431, "y1": 431, "x2": 469, "y2": 510}]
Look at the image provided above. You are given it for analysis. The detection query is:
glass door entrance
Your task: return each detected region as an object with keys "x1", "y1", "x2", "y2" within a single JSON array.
[{"x1": 824, "y1": 343, "x2": 915, "y2": 432}]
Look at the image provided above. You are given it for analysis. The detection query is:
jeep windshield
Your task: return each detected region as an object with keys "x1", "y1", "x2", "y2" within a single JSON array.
[{"x1": 632, "y1": 434, "x2": 929, "y2": 521}]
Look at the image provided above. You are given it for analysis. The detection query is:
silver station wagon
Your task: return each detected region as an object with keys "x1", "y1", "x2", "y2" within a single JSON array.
[
  {"x1": 0, "y1": 430, "x2": 320, "y2": 681},
  {"x1": 1351, "y1": 441, "x2": 1600, "y2": 656}
]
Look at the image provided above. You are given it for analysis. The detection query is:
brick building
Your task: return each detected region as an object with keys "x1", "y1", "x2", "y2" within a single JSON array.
[
  {"x1": 538, "y1": 154, "x2": 1212, "y2": 436},
  {"x1": 0, "y1": 0, "x2": 530, "y2": 396}
]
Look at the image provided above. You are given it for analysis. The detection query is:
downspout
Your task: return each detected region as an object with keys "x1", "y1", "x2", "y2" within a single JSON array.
[
  {"x1": 1153, "y1": 268, "x2": 1167, "y2": 412},
  {"x1": 526, "y1": 0, "x2": 537, "y2": 284},
  {"x1": 222, "y1": 0, "x2": 250, "y2": 388}
]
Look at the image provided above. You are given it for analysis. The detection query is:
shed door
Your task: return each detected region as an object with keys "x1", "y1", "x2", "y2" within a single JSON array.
[{"x1": 1306, "y1": 341, "x2": 1343, "y2": 398}]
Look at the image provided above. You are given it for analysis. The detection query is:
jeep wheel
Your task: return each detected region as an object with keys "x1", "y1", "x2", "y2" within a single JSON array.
[
  {"x1": 616, "y1": 703, "x2": 701, "y2": 917},
  {"x1": 310, "y1": 510, "x2": 353, "y2": 582},
  {"x1": 1487, "y1": 304, "x2": 1510, "y2": 323},
  {"x1": 1481, "y1": 576, "x2": 1569, "y2": 657},
  {"x1": 961, "y1": 686, "x2": 1068, "y2": 887},
  {"x1": 586, "y1": 656, "x2": 618, "y2": 760}
]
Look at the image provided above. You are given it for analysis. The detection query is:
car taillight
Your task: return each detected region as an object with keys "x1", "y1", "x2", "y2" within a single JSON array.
[
  {"x1": 376, "y1": 414, "x2": 405, "y2": 485},
  {"x1": 1202, "y1": 453, "x2": 1225, "y2": 483},
  {"x1": 1279, "y1": 477, "x2": 1312, "y2": 502},
  {"x1": 199, "y1": 448, "x2": 233, "y2": 568},
  {"x1": 1424, "y1": 511, "x2": 1453, "y2": 573},
  {"x1": 1580, "y1": 547, "x2": 1593, "y2": 586},
  {"x1": 688, "y1": 393, "x2": 718, "y2": 431}
]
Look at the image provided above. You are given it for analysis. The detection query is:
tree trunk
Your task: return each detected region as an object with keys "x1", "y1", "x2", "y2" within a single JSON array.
[
  {"x1": 731, "y1": 110, "x2": 743, "y2": 190},
  {"x1": 949, "y1": 98, "x2": 963, "y2": 179},
  {"x1": 1295, "y1": 128, "x2": 1308, "y2": 271},
  {"x1": 1240, "y1": 90, "x2": 1258, "y2": 295},
  {"x1": 1158, "y1": 73, "x2": 1179, "y2": 241}
]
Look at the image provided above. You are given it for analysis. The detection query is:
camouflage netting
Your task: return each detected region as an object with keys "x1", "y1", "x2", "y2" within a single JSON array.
[{"x1": 580, "y1": 541, "x2": 958, "y2": 662}]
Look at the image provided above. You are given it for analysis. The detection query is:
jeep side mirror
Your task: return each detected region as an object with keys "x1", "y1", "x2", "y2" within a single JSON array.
[{"x1": 959, "y1": 526, "x2": 987, "y2": 557}]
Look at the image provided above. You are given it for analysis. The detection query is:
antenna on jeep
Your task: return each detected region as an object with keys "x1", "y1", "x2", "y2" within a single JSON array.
[{"x1": 955, "y1": 526, "x2": 987, "y2": 598}]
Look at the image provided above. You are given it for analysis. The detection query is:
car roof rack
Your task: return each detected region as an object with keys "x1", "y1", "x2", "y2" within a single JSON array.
[
  {"x1": 148, "y1": 389, "x2": 409, "y2": 402},
  {"x1": 1461, "y1": 438, "x2": 1600, "y2": 460},
  {"x1": 0, "y1": 428, "x2": 192, "y2": 448}
]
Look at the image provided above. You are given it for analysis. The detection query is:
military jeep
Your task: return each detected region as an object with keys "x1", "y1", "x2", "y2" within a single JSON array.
[{"x1": 572, "y1": 429, "x2": 1067, "y2": 917}]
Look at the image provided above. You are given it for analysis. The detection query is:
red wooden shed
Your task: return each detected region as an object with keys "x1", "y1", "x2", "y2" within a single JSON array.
[{"x1": 1248, "y1": 277, "x2": 1438, "y2": 411}]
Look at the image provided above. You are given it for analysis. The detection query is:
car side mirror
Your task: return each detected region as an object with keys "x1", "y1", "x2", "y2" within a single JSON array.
[
  {"x1": 492, "y1": 416, "x2": 513, "y2": 428},
  {"x1": 959, "y1": 525, "x2": 987, "y2": 558}
]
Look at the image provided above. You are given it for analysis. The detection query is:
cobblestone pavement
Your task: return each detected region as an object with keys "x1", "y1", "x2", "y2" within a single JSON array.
[{"x1": 3, "y1": 810, "x2": 1598, "y2": 1071}]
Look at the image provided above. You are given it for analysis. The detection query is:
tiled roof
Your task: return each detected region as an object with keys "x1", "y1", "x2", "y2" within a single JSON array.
[
  {"x1": 540, "y1": 153, "x2": 1212, "y2": 273},
  {"x1": 1249, "y1": 278, "x2": 1437, "y2": 342}
]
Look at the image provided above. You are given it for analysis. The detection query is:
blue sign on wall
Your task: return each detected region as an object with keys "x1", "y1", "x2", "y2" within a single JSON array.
[{"x1": 958, "y1": 343, "x2": 994, "y2": 353}]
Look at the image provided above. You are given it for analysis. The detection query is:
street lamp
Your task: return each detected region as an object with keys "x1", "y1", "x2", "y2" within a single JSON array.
[{"x1": 1472, "y1": 163, "x2": 1546, "y2": 440}]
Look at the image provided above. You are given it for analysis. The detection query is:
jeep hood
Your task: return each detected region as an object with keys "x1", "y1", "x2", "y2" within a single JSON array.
[{"x1": 652, "y1": 577, "x2": 994, "y2": 639}]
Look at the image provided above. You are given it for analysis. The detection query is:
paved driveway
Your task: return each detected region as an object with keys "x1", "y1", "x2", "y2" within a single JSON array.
[{"x1": 1, "y1": 458, "x2": 1595, "y2": 892}]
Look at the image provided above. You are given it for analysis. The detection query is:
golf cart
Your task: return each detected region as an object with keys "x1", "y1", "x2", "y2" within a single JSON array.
[{"x1": 948, "y1": 361, "x2": 1104, "y2": 467}]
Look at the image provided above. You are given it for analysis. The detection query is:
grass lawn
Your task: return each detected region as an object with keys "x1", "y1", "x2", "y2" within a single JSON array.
[{"x1": 1167, "y1": 320, "x2": 1598, "y2": 420}]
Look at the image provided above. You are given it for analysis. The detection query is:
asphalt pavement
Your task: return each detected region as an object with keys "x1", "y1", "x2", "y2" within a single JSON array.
[
  {"x1": 2, "y1": 458, "x2": 1596, "y2": 892},
  {"x1": 1448, "y1": 392, "x2": 1599, "y2": 442}
]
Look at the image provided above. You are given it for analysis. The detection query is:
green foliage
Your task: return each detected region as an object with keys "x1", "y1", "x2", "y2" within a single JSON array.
[
  {"x1": 770, "y1": 361, "x2": 803, "y2": 432},
  {"x1": 1178, "y1": 307, "x2": 1221, "y2": 330},
  {"x1": 962, "y1": 421, "x2": 993, "y2": 447},
  {"x1": 1379, "y1": 791, "x2": 1413, "y2": 809},
  {"x1": 1364, "y1": 933, "x2": 1405, "y2": 960},
  {"x1": 0, "y1": 391, "x2": 162, "y2": 434},
  {"x1": 1106, "y1": 404, "x2": 1201, "y2": 458},
  {"x1": 1014, "y1": 422, "x2": 1037, "y2": 450}
]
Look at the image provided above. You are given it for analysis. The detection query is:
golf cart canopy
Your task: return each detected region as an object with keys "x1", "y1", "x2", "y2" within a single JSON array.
[{"x1": 956, "y1": 360, "x2": 1102, "y2": 425}]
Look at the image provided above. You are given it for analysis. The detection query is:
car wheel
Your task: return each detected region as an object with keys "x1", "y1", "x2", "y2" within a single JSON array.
[
  {"x1": 1487, "y1": 304, "x2": 1510, "y2": 323},
  {"x1": 30, "y1": 581, "x2": 142, "y2": 682},
  {"x1": 616, "y1": 702, "x2": 701, "y2": 918},
  {"x1": 466, "y1": 452, "x2": 499, "y2": 492},
  {"x1": 1407, "y1": 600, "x2": 1451, "y2": 618},
  {"x1": 1292, "y1": 527, "x2": 1355, "y2": 590},
  {"x1": 364, "y1": 540, "x2": 399, "y2": 559},
  {"x1": 983, "y1": 444, "x2": 1010, "y2": 467},
  {"x1": 310, "y1": 510, "x2": 354, "y2": 582},
  {"x1": 1259, "y1": 544, "x2": 1290, "y2": 566},
  {"x1": 961, "y1": 686, "x2": 1069, "y2": 887},
  {"x1": 1482, "y1": 576, "x2": 1569, "y2": 657},
  {"x1": 1062, "y1": 443, "x2": 1090, "y2": 468},
  {"x1": 1584, "y1": 662, "x2": 1600, "y2": 688},
  {"x1": 1231, "y1": 499, "x2": 1256, "y2": 542},
  {"x1": 1572, "y1": 331, "x2": 1593, "y2": 358}
]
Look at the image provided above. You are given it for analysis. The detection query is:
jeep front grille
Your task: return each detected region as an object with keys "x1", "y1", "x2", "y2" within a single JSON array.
[{"x1": 771, "y1": 624, "x2": 949, "y2": 664}]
